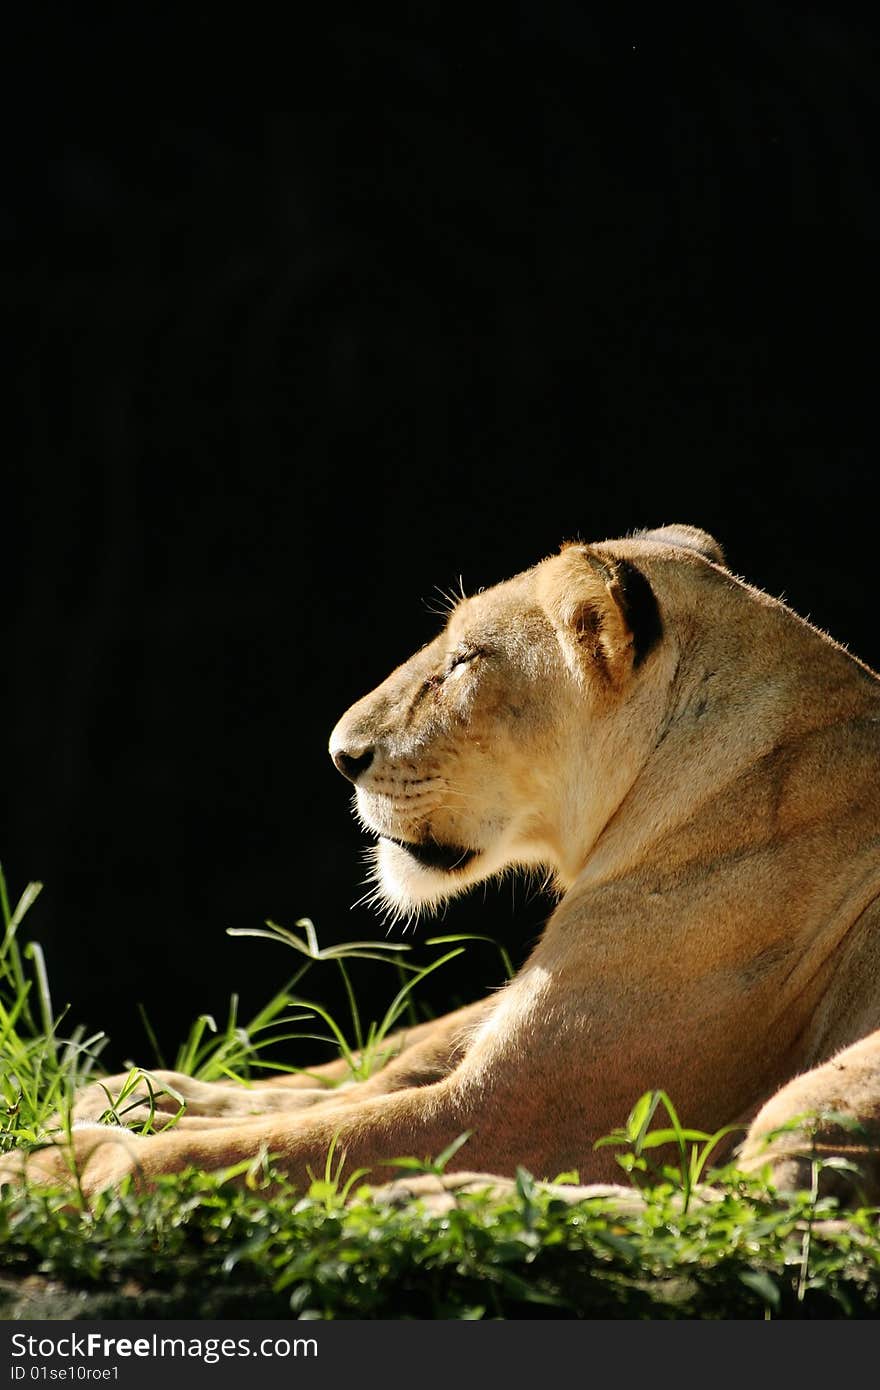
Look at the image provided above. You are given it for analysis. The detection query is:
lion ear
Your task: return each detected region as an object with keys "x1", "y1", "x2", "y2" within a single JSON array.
[
  {"x1": 538, "y1": 547, "x2": 662, "y2": 685},
  {"x1": 634, "y1": 524, "x2": 726, "y2": 567}
]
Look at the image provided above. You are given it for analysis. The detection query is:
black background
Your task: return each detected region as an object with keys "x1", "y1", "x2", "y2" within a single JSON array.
[{"x1": 5, "y1": 10, "x2": 878, "y2": 1068}]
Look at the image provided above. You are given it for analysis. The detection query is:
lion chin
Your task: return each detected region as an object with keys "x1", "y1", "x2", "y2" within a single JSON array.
[{"x1": 372, "y1": 836, "x2": 486, "y2": 917}]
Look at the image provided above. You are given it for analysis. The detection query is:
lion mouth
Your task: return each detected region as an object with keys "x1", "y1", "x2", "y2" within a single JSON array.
[{"x1": 382, "y1": 836, "x2": 478, "y2": 874}]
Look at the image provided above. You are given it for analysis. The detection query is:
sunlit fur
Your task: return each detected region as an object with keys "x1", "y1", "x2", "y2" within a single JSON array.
[{"x1": 12, "y1": 525, "x2": 880, "y2": 1205}]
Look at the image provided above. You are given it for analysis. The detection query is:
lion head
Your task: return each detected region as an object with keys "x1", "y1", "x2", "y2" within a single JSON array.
[{"x1": 329, "y1": 525, "x2": 724, "y2": 917}]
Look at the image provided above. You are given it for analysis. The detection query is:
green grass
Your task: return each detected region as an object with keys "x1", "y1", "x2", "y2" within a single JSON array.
[{"x1": 2, "y1": 864, "x2": 880, "y2": 1320}]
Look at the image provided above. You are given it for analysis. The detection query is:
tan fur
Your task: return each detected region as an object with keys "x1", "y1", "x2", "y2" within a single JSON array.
[{"x1": 6, "y1": 524, "x2": 880, "y2": 1202}]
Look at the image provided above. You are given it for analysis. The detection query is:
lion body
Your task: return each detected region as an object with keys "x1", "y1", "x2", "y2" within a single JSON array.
[{"x1": 11, "y1": 526, "x2": 880, "y2": 1199}]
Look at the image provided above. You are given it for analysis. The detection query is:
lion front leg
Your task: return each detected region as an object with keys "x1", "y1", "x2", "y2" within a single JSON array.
[
  {"x1": 64, "y1": 1000, "x2": 491, "y2": 1132},
  {"x1": 738, "y1": 1030, "x2": 880, "y2": 1205},
  {"x1": 67, "y1": 1069, "x2": 339, "y2": 1130},
  {"x1": 9, "y1": 1070, "x2": 539, "y2": 1198}
]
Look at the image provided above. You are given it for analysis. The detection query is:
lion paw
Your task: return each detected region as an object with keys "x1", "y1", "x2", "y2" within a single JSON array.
[{"x1": 0, "y1": 1127, "x2": 143, "y2": 1198}]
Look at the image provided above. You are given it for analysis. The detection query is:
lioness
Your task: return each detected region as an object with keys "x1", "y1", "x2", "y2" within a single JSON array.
[{"x1": 7, "y1": 524, "x2": 880, "y2": 1201}]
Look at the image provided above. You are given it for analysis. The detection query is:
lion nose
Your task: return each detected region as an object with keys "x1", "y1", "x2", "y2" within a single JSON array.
[{"x1": 331, "y1": 745, "x2": 375, "y2": 783}]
